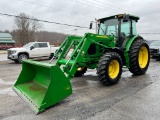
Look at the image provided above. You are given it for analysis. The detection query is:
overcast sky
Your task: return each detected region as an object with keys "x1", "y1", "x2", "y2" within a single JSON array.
[{"x1": 0, "y1": 0, "x2": 160, "y2": 40}]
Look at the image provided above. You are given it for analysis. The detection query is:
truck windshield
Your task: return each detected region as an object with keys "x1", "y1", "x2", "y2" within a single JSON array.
[{"x1": 23, "y1": 42, "x2": 33, "y2": 48}]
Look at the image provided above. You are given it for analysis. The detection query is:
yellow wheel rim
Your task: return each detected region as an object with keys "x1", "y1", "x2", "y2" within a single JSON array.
[
  {"x1": 77, "y1": 67, "x2": 85, "y2": 71},
  {"x1": 138, "y1": 46, "x2": 148, "y2": 68},
  {"x1": 108, "y1": 60, "x2": 120, "y2": 79}
]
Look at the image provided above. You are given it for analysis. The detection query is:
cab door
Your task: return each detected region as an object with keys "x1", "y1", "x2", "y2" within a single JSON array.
[
  {"x1": 39, "y1": 43, "x2": 50, "y2": 56},
  {"x1": 29, "y1": 43, "x2": 41, "y2": 57}
]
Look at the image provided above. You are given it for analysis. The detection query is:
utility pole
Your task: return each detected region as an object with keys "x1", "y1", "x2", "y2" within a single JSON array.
[{"x1": 95, "y1": 19, "x2": 100, "y2": 34}]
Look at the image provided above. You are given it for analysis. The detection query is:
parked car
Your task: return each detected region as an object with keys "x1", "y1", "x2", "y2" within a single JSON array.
[
  {"x1": 0, "y1": 45, "x2": 7, "y2": 50},
  {"x1": 7, "y1": 45, "x2": 14, "y2": 49},
  {"x1": 7, "y1": 42, "x2": 59, "y2": 63},
  {"x1": 147, "y1": 40, "x2": 158, "y2": 45},
  {"x1": 149, "y1": 40, "x2": 160, "y2": 58},
  {"x1": 0, "y1": 45, "x2": 14, "y2": 50}
]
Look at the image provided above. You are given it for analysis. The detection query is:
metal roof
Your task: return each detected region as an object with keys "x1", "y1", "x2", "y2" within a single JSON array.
[
  {"x1": 0, "y1": 33, "x2": 15, "y2": 43},
  {"x1": 0, "y1": 40, "x2": 15, "y2": 43},
  {"x1": 0, "y1": 33, "x2": 12, "y2": 38}
]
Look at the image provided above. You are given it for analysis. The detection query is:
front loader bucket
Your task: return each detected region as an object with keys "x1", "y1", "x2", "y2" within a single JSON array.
[{"x1": 13, "y1": 60, "x2": 72, "y2": 114}]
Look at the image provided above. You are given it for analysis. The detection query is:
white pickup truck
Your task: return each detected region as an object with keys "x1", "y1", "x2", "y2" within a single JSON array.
[{"x1": 7, "y1": 42, "x2": 59, "y2": 63}]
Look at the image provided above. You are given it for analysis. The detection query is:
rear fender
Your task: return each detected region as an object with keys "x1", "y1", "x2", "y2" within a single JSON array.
[
  {"x1": 124, "y1": 35, "x2": 143, "y2": 68},
  {"x1": 125, "y1": 35, "x2": 143, "y2": 52}
]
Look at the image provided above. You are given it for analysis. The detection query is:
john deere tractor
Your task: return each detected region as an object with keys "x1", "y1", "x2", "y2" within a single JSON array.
[{"x1": 13, "y1": 14, "x2": 150, "y2": 114}]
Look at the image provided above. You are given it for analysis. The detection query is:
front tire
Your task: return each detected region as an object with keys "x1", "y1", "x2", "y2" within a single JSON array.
[
  {"x1": 129, "y1": 39, "x2": 150, "y2": 75},
  {"x1": 97, "y1": 52, "x2": 122, "y2": 86},
  {"x1": 18, "y1": 54, "x2": 28, "y2": 63}
]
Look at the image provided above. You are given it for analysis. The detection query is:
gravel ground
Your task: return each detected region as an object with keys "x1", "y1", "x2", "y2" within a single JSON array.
[{"x1": 0, "y1": 59, "x2": 160, "y2": 120}]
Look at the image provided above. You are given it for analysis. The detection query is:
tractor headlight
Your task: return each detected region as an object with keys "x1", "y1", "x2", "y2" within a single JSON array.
[
  {"x1": 81, "y1": 51, "x2": 85, "y2": 56},
  {"x1": 11, "y1": 50, "x2": 17, "y2": 54}
]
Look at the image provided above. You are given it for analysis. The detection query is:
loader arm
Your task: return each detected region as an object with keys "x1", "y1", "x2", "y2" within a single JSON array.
[{"x1": 54, "y1": 33, "x2": 113, "y2": 79}]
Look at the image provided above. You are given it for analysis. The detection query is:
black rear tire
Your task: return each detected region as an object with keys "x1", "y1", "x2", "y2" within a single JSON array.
[
  {"x1": 97, "y1": 52, "x2": 122, "y2": 86},
  {"x1": 129, "y1": 39, "x2": 150, "y2": 75}
]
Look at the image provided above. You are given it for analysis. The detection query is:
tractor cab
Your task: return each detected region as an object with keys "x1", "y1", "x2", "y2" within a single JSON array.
[{"x1": 97, "y1": 14, "x2": 140, "y2": 47}]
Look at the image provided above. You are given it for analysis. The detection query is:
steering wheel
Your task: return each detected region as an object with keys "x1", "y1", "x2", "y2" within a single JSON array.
[{"x1": 109, "y1": 30, "x2": 117, "y2": 36}]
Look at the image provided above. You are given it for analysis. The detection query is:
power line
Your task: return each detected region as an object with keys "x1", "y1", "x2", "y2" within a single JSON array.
[
  {"x1": 1, "y1": 12, "x2": 158, "y2": 33},
  {"x1": 85, "y1": 0, "x2": 135, "y2": 14},
  {"x1": 69, "y1": 0, "x2": 122, "y2": 13},
  {"x1": 72, "y1": 0, "x2": 125, "y2": 13},
  {"x1": 16, "y1": 0, "x2": 135, "y2": 21},
  {"x1": 7, "y1": 0, "x2": 160, "y2": 26},
  {"x1": 16, "y1": 0, "x2": 95, "y2": 18},
  {"x1": 0, "y1": 12, "x2": 90, "y2": 29},
  {"x1": 69, "y1": 0, "x2": 136, "y2": 15},
  {"x1": 8, "y1": 0, "x2": 150, "y2": 25},
  {"x1": 17, "y1": 0, "x2": 117, "y2": 18},
  {"x1": 55, "y1": 28, "x2": 95, "y2": 32}
]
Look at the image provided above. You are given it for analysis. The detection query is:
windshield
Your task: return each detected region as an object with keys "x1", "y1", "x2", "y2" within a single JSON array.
[
  {"x1": 23, "y1": 42, "x2": 33, "y2": 48},
  {"x1": 99, "y1": 19, "x2": 118, "y2": 36},
  {"x1": 150, "y1": 41, "x2": 160, "y2": 46},
  {"x1": 98, "y1": 19, "x2": 137, "y2": 36}
]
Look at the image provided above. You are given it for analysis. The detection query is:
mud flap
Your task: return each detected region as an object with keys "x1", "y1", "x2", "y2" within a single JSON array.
[{"x1": 13, "y1": 60, "x2": 72, "y2": 114}]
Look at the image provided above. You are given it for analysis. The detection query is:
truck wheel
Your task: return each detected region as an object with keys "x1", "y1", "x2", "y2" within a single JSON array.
[
  {"x1": 129, "y1": 39, "x2": 150, "y2": 75},
  {"x1": 74, "y1": 67, "x2": 87, "y2": 77},
  {"x1": 97, "y1": 52, "x2": 122, "y2": 86},
  {"x1": 18, "y1": 54, "x2": 28, "y2": 63}
]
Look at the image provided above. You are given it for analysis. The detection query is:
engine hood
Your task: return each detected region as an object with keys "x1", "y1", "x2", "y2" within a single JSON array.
[
  {"x1": 8, "y1": 47, "x2": 28, "y2": 51},
  {"x1": 150, "y1": 46, "x2": 160, "y2": 49}
]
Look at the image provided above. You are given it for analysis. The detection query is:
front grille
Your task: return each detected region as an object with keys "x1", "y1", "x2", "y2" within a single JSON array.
[{"x1": 150, "y1": 48, "x2": 159, "y2": 53}]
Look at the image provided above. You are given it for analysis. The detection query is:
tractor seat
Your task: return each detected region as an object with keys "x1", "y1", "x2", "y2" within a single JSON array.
[
  {"x1": 121, "y1": 32, "x2": 126, "y2": 40},
  {"x1": 120, "y1": 32, "x2": 126, "y2": 45}
]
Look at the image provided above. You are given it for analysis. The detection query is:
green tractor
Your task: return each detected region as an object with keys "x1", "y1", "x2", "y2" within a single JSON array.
[{"x1": 13, "y1": 14, "x2": 150, "y2": 114}]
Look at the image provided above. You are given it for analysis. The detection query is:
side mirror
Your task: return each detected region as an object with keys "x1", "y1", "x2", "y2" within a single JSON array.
[
  {"x1": 123, "y1": 14, "x2": 129, "y2": 22},
  {"x1": 30, "y1": 46, "x2": 34, "y2": 50},
  {"x1": 89, "y1": 22, "x2": 93, "y2": 29}
]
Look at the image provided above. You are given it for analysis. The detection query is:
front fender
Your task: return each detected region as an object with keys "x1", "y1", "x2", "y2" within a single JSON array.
[{"x1": 17, "y1": 52, "x2": 30, "y2": 58}]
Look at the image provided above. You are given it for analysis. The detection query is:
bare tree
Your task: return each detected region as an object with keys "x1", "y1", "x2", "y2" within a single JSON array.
[
  {"x1": 14, "y1": 13, "x2": 42, "y2": 46},
  {"x1": 30, "y1": 17, "x2": 42, "y2": 42}
]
